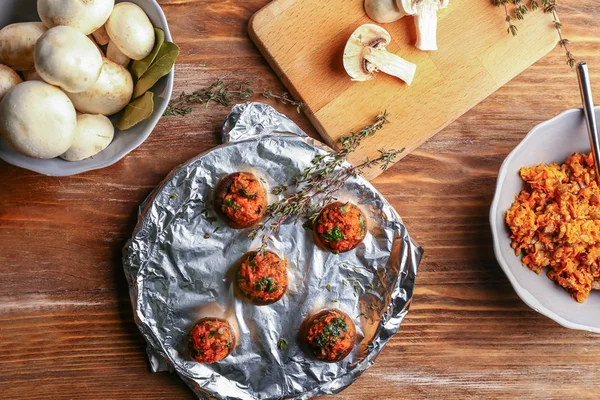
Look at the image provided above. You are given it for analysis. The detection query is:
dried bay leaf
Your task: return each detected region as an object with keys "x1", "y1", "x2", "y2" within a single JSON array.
[
  {"x1": 132, "y1": 41, "x2": 179, "y2": 99},
  {"x1": 130, "y1": 28, "x2": 165, "y2": 81},
  {"x1": 117, "y1": 91, "x2": 154, "y2": 130}
]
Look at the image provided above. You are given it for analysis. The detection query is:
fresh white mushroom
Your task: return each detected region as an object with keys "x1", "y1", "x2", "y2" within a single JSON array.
[
  {"x1": 0, "y1": 81, "x2": 76, "y2": 159},
  {"x1": 66, "y1": 57, "x2": 133, "y2": 116},
  {"x1": 34, "y1": 26, "x2": 103, "y2": 93},
  {"x1": 0, "y1": 22, "x2": 48, "y2": 71},
  {"x1": 106, "y1": 41, "x2": 131, "y2": 68},
  {"x1": 61, "y1": 114, "x2": 114, "y2": 161},
  {"x1": 37, "y1": 0, "x2": 115, "y2": 35},
  {"x1": 364, "y1": 0, "x2": 449, "y2": 51},
  {"x1": 105, "y1": 2, "x2": 155, "y2": 60},
  {"x1": 343, "y1": 24, "x2": 416, "y2": 85},
  {"x1": 0, "y1": 65, "x2": 22, "y2": 101},
  {"x1": 92, "y1": 25, "x2": 110, "y2": 46}
]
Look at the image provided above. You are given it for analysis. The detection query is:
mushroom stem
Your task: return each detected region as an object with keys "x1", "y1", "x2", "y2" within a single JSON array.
[
  {"x1": 363, "y1": 47, "x2": 416, "y2": 85},
  {"x1": 414, "y1": 1, "x2": 441, "y2": 51}
]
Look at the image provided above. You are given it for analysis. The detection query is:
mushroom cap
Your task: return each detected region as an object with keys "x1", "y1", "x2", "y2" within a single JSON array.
[
  {"x1": 60, "y1": 113, "x2": 114, "y2": 161},
  {"x1": 0, "y1": 22, "x2": 48, "y2": 71},
  {"x1": 24, "y1": 67, "x2": 44, "y2": 82},
  {"x1": 66, "y1": 57, "x2": 133, "y2": 116},
  {"x1": 37, "y1": 0, "x2": 115, "y2": 35},
  {"x1": 106, "y1": 41, "x2": 131, "y2": 68},
  {"x1": 0, "y1": 65, "x2": 23, "y2": 101},
  {"x1": 105, "y1": 2, "x2": 155, "y2": 61},
  {"x1": 343, "y1": 24, "x2": 392, "y2": 82},
  {"x1": 0, "y1": 81, "x2": 76, "y2": 159},
  {"x1": 35, "y1": 26, "x2": 103, "y2": 93},
  {"x1": 364, "y1": 0, "x2": 408, "y2": 23}
]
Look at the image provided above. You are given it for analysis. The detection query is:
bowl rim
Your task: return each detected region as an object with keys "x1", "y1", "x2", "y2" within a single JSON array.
[
  {"x1": 489, "y1": 106, "x2": 600, "y2": 334},
  {"x1": 0, "y1": 0, "x2": 174, "y2": 176}
]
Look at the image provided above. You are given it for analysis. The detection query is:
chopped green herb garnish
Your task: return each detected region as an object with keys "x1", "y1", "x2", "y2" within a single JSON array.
[
  {"x1": 322, "y1": 226, "x2": 346, "y2": 243},
  {"x1": 326, "y1": 284, "x2": 332, "y2": 292},
  {"x1": 249, "y1": 260, "x2": 257, "y2": 268},
  {"x1": 213, "y1": 226, "x2": 221, "y2": 233},
  {"x1": 342, "y1": 279, "x2": 348, "y2": 286},
  {"x1": 204, "y1": 233, "x2": 211, "y2": 239},
  {"x1": 331, "y1": 299, "x2": 339, "y2": 303},
  {"x1": 260, "y1": 177, "x2": 267, "y2": 184},
  {"x1": 209, "y1": 330, "x2": 216, "y2": 338},
  {"x1": 277, "y1": 338, "x2": 288, "y2": 351},
  {"x1": 339, "y1": 205, "x2": 346, "y2": 214},
  {"x1": 225, "y1": 342, "x2": 231, "y2": 348},
  {"x1": 353, "y1": 267, "x2": 360, "y2": 274},
  {"x1": 239, "y1": 188, "x2": 257, "y2": 199},
  {"x1": 169, "y1": 193, "x2": 178, "y2": 199},
  {"x1": 255, "y1": 277, "x2": 277, "y2": 293},
  {"x1": 224, "y1": 198, "x2": 241, "y2": 210},
  {"x1": 367, "y1": 283, "x2": 375, "y2": 290}
]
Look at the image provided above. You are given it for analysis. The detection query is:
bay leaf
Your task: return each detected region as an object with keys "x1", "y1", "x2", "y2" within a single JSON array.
[
  {"x1": 130, "y1": 28, "x2": 165, "y2": 81},
  {"x1": 117, "y1": 91, "x2": 154, "y2": 130},
  {"x1": 132, "y1": 41, "x2": 179, "y2": 99}
]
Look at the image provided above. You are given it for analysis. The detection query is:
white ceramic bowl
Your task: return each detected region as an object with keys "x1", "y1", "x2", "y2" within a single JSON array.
[
  {"x1": 490, "y1": 107, "x2": 600, "y2": 333},
  {"x1": 0, "y1": 0, "x2": 174, "y2": 176}
]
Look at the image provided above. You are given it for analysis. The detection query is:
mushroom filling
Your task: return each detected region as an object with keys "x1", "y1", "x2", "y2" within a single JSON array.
[
  {"x1": 188, "y1": 318, "x2": 234, "y2": 364},
  {"x1": 221, "y1": 173, "x2": 266, "y2": 225},
  {"x1": 237, "y1": 252, "x2": 288, "y2": 304},
  {"x1": 306, "y1": 311, "x2": 355, "y2": 361}
]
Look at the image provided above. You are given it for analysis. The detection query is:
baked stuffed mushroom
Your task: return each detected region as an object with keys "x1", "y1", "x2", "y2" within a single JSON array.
[
  {"x1": 188, "y1": 317, "x2": 235, "y2": 364},
  {"x1": 214, "y1": 172, "x2": 267, "y2": 229},
  {"x1": 302, "y1": 309, "x2": 356, "y2": 362},
  {"x1": 313, "y1": 202, "x2": 367, "y2": 253},
  {"x1": 237, "y1": 251, "x2": 288, "y2": 305}
]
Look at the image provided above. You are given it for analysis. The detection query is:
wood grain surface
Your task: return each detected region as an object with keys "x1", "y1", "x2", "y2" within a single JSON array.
[
  {"x1": 1, "y1": 0, "x2": 600, "y2": 399},
  {"x1": 249, "y1": 0, "x2": 558, "y2": 180}
]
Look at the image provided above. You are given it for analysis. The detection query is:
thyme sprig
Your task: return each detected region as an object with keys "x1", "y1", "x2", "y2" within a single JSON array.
[
  {"x1": 493, "y1": 0, "x2": 575, "y2": 68},
  {"x1": 163, "y1": 79, "x2": 305, "y2": 116},
  {"x1": 249, "y1": 112, "x2": 403, "y2": 252}
]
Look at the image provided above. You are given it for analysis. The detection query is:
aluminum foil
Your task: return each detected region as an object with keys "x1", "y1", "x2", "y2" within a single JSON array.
[{"x1": 123, "y1": 103, "x2": 423, "y2": 399}]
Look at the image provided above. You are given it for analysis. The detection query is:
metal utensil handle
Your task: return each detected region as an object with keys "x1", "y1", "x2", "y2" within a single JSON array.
[{"x1": 576, "y1": 62, "x2": 600, "y2": 177}]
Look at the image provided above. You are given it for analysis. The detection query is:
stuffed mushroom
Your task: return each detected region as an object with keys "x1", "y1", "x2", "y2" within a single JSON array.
[
  {"x1": 213, "y1": 172, "x2": 267, "y2": 229},
  {"x1": 313, "y1": 202, "x2": 367, "y2": 254},
  {"x1": 301, "y1": 309, "x2": 356, "y2": 362},
  {"x1": 237, "y1": 251, "x2": 288, "y2": 305},
  {"x1": 188, "y1": 317, "x2": 235, "y2": 364}
]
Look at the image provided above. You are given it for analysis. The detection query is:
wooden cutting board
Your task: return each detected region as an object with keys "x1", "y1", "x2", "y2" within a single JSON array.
[{"x1": 249, "y1": 0, "x2": 558, "y2": 179}]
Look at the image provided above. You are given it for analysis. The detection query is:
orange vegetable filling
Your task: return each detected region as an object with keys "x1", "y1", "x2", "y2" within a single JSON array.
[
  {"x1": 316, "y1": 203, "x2": 365, "y2": 253},
  {"x1": 506, "y1": 153, "x2": 600, "y2": 303},
  {"x1": 221, "y1": 173, "x2": 266, "y2": 226},
  {"x1": 238, "y1": 252, "x2": 288, "y2": 303},
  {"x1": 306, "y1": 311, "x2": 355, "y2": 362},
  {"x1": 189, "y1": 319, "x2": 234, "y2": 364}
]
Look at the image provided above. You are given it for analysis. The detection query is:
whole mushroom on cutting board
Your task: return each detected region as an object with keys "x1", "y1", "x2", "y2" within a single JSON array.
[
  {"x1": 343, "y1": 24, "x2": 416, "y2": 84},
  {"x1": 365, "y1": 0, "x2": 449, "y2": 51}
]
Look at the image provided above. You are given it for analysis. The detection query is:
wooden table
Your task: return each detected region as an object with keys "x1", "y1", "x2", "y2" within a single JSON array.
[{"x1": 1, "y1": 1, "x2": 599, "y2": 398}]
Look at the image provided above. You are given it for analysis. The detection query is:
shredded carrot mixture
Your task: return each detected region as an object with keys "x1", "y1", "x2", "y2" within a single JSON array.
[
  {"x1": 316, "y1": 202, "x2": 365, "y2": 253},
  {"x1": 506, "y1": 152, "x2": 600, "y2": 303},
  {"x1": 306, "y1": 310, "x2": 355, "y2": 362},
  {"x1": 189, "y1": 318, "x2": 234, "y2": 364},
  {"x1": 237, "y1": 252, "x2": 288, "y2": 304},
  {"x1": 221, "y1": 173, "x2": 266, "y2": 226}
]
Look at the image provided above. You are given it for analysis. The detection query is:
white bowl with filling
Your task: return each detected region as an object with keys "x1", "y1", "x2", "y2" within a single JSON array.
[
  {"x1": 490, "y1": 107, "x2": 600, "y2": 333},
  {"x1": 0, "y1": 0, "x2": 174, "y2": 176}
]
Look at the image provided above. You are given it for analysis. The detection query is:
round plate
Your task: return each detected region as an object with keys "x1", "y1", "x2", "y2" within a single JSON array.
[{"x1": 490, "y1": 107, "x2": 600, "y2": 333}]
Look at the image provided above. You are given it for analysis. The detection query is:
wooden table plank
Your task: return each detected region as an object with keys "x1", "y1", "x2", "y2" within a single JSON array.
[{"x1": 1, "y1": 0, "x2": 600, "y2": 398}]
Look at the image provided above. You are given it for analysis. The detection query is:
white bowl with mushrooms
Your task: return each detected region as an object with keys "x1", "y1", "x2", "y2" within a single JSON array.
[{"x1": 0, "y1": 0, "x2": 174, "y2": 176}]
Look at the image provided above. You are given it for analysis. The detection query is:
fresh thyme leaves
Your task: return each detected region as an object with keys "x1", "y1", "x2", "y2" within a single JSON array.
[
  {"x1": 493, "y1": 0, "x2": 575, "y2": 67},
  {"x1": 249, "y1": 112, "x2": 403, "y2": 251},
  {"x1": 224, "y1": 198, "x2": 241, "y2": 210},
  {"x1": 323, "y1": 226, "x2": 346, "y2": 243},
  {"x1": 277, "y1": 338, "x2": 288, "y2": 351},
  {"x1": 163, "y1": 79, "x2": 306, "y2": 116}
]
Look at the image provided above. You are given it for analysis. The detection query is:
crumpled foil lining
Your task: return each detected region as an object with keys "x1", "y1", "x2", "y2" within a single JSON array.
[{"x1": 123, "y1": 103, "x2": 423, "y2": 399}]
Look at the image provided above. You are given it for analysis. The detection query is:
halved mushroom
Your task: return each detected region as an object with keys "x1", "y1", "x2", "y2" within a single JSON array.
[
  {"x1": 364, "y1": 0, "x2": 449, "y2": 51},
  {"x1": 0, "y1": 81, "x2": 77, "y2": 159},
  {"x1": 35, "y1": 26, "x2": 103, "y2": 93},
  {"x1": 0, "y1": 22, "x2": 48, "y2": 71},
  {"x1": 37, "y1": 0, "x2": 115, "y2": 35},
  {"x1": 343, "y1": 24, "x2": 416, "y2": 85},
  {"x1": 65, "y1": 57, "x2": 133, "y2": 116},
  {"x1": 105, "y1": 2, "x2": 155, "y2": 60},
  {"x1": 0, "y1": 64, "x2": 22, "y2": 101},
  {"x1": 61, "y1": 114, "x2": 114, "y2": 161}
]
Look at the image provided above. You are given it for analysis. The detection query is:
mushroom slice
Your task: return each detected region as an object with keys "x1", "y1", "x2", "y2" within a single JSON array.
[{"x1": 343, "y1": 24, "x2": 416, "y2": 85}]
